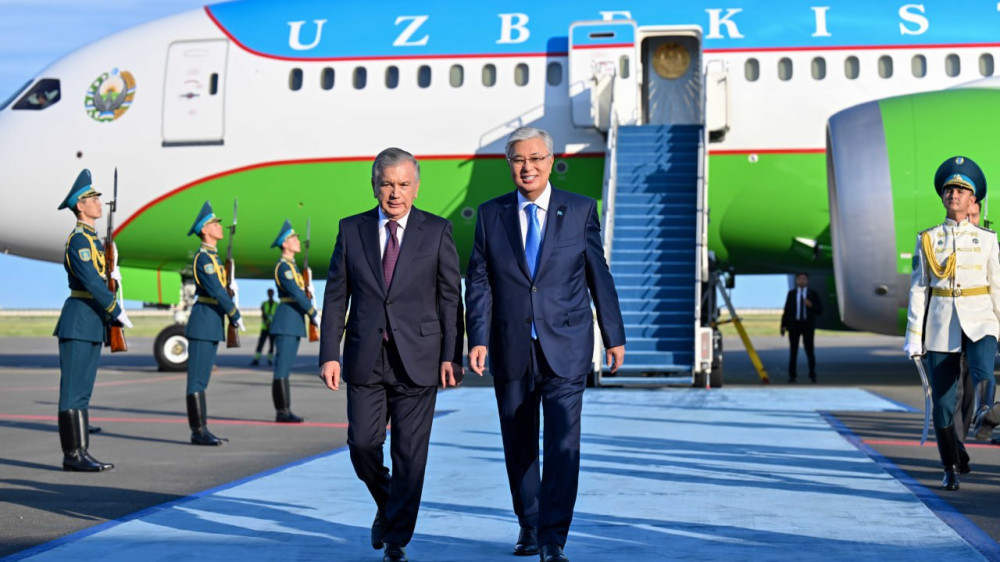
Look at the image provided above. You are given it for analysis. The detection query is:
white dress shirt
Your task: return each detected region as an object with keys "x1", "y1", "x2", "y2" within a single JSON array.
[
  {"x1": 516, "y1": 184, "x2": 552, "y2": 248},
  {"x1": 377, "y1": 208, "x2": 410, "y2": 259}
]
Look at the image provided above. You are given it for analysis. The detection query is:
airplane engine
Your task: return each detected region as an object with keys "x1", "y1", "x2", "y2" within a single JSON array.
[{"x1": 826, "y1": 84, "x2": 1000, "y2": 335}]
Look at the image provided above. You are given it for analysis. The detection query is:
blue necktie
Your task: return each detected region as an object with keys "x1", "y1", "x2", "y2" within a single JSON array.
[{"x1": 525, "y1": 203, "x2": 540, "y2": 338}]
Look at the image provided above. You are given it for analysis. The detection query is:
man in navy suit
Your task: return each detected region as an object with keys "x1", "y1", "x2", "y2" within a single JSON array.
[
  {"x1": 465, "y1": 127, "x2": 626, "y2": 562},
  {"x1": 319, "y1": 148, "x2": 463, "y2": 562},
  {"x1": 780, "y1": 272, "x2": 823, "y2": 383}
]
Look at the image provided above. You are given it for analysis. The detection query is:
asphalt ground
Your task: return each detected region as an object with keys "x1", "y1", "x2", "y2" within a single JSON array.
[{"x1": 1, "y1": 333, "x2": 1000, "y2": 557}]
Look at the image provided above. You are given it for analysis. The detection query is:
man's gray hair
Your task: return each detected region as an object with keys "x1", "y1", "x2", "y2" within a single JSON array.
[
  {"x1": 372, "y1": 147, "x2": 420, "y2": 185},
  {"x1": 505, "y1": 127, "x2": 554, "y2": 159}
]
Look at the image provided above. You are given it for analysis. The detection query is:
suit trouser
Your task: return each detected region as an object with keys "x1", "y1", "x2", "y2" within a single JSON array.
[
  {"x1": 186, "y1": 339, "x2": 219, "y2": 395},
  {"x1": 254, "y1": 328, "x2": 274, "y2": 355},
  {"x1": 928, "y1": 335, "x2": 998, "y2": 429},
  {"x1": 787, "y1": 323, "x2": 816, "y2": 378},
  {"x1": 493, "y1": 340, "x2": 586, "y2": 547},
  {"x1": 346, "y1": 339, "x2": 437, "y2": 546},
  {"x1": 272, "y1": 335, "x2": 300, "y2": 380},
  {"x1": 58, "y1": 339, "x2": 102, "y2": 411}
]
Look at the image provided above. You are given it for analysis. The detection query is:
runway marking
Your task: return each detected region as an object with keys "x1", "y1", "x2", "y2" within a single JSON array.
[
  {"x1": 0, "y1": 413, "x2": 347, "y2": 428},
  {"x1": 8, "y1": 388, "x2": 997, "y2": 562},
  {"x1": 0, "y1": 368, "x2": 279, "y2": 392},
  {"x1": 863, "y1": 438, "x2": 998, "y2": 449}
]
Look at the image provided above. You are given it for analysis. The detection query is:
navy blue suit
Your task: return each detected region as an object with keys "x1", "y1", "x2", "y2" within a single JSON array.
[
  {"x1": 320, "y1": 206, "x2": 462, "y2": 546},
  {"x1": 465, "y1": 187, "x2": 625, "y2": 547}
]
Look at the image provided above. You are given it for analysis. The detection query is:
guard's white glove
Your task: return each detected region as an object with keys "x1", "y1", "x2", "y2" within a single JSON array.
[
  {"x1": 308, "y1": 274, "x2": 318, "y2": 309},
  {"x1": 230, "y1": 278, "x2": 240, "y2": 309},
  {"x1": 116, "y1": 309, "x2": 133, "y2": 329},
  {"x1": 310, "y1": 310, "x2": 321, "y2": 326},
  {"x1": 110, "y1": 268, "x2": 122, "y2": 283},
  {"x1": 903, "y1": 342, "x2": 924, "y2": 358},
  {"x1": 236, "y1": 317, "x2": 246, "y2": 332}
]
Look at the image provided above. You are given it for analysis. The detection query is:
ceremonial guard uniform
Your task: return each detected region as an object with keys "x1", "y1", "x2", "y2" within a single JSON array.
[
  {"x1": 185, "y1": 201, "x2": 242, "y2": 445},
  {"x1": 54, "y1": 169, "x2": 128, "y2": 471},
  {"x1": 269, "y1": 220, "x2": 317, "y2": 423},
  {"x1": 905, "y1": 156, "x2": 1000, "y2": 490}
]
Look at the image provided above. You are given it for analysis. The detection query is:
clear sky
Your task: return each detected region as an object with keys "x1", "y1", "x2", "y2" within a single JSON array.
[{"x1": 0, "y1": 0, "x2": 790, "y2": 311}]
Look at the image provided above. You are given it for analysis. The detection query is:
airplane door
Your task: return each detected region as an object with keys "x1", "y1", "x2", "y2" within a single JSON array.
[
  {"x1": 641, "y1": 32, "x2": 702, "y2": 125},
  {"x1": 162, "y1": 40, "x2": 228, "y2": 146},
  {"x1": 568, "y1": 20, "x2": 637, "y2": 129}
]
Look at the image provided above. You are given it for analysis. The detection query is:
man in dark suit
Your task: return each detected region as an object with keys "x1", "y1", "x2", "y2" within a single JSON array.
[
  {"x1": 780, "y1": 272, "x2": 823, "y2": 383},
  {"x1": 319, "y1": 148, "x2": 463, "y2": 562},
  {"x1": 465, "y1": 127, "x2": 626, "y2": 562}
]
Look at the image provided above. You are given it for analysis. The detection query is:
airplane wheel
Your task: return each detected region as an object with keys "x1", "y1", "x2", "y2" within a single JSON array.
[{"x1": 154, "y1": 324, "x2": 189, "y2": 372}]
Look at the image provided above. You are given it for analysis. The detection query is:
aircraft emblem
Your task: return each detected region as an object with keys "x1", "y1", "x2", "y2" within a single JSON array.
[{"x1": 85, "y1": 69, "x2": 136, "y2": 122}]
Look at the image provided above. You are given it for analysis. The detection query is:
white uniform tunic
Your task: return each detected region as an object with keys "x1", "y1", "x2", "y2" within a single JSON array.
[{"x1": 905, "y1": 218, "x2": 1000, "y2": 352}]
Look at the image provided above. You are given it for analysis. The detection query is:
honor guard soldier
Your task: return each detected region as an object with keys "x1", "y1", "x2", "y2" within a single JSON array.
[
  {"x1": 904, "y1": 156, "x2": 1000, "y2": 490},
  {"x1": 185, "y1": 201, "x2": 244, "y2": 445},
  {"x1": 269, "y1": 220, "x2": 318, "y2": 423},
  {"x1": 54, "y1": 169, "x2": 132, "y2": 471}
]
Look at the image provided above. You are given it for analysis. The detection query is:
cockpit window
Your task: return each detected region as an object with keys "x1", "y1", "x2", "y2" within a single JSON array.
[
  {"x1": 1, "y1": 80, "x2": 32, "y2": 111},
  {"x1": 11, "y1": 78, "x2": 61, "y2": 110}
]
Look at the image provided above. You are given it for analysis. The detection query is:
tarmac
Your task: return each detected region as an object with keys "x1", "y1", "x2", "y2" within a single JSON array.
[{"x1": 2, "y1": 333, "x2": 1000, "y2": 560}]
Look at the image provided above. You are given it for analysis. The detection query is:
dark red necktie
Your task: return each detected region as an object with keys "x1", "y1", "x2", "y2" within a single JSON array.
[{"x1": 382, "y1": 221, "x2": 399, "y2": 340}]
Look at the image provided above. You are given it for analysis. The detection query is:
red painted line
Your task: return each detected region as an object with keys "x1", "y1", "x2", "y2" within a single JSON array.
[
  {"x1": 3, "y1": 374, "x2": 188, "y2": 392},
  {"x1": 204, "y1": 7, "x2": 565, "y2": 63},
  {"x1": 116, "y1": 152, "x2": 604, "y2": 237},
  {"x1": 705, "y1": 41, "x2": 1000, "y2": 54},
  {"x1": 572, "y1": 43, "x2": 633, "y2": 50},
  {"x1": 709, "y1": 148, "x2": 826, "y2": 155},
  {"x1": 0, "y1": 413, "x2": 348, "y2": 428},
  {"x1": 864, "y1": 438, "x2": 997, "y2": 449}
]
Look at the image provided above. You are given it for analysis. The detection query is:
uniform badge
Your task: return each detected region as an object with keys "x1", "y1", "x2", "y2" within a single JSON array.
[
  {"x1": 204, "y1": 263, "x2": 215, "y2": 274},
  {"x1": 78, "y1": 248, "x2": 91, "y2": 261},
  {"x1": 974, "y1": 238, "x2": 979, "y2": 244},
  {"x1": 956, "y1": 157, "x2": 965, "y2": 165},
  {"x1": 284, "y1": 270, "x2": 294, "y2": 280}
]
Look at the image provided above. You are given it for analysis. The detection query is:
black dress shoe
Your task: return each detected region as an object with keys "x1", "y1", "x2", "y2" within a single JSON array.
[
  {"x1": 513, "y1": 526, "x2": 538, "y2": 556},
  {"x1": 809, "y1": 373, "x2": 817, "y2": 383},
  {"x1": 371, "y1": 511, "x2": 388, "y2": 550},
  {"x1": 383, "y1": 543, "x2": 406, "y2": 562},
  {"x1": 941, "y1": 467, "x2": 960, "y2": 491},
  {"x1": 959, "y1": 448, "x2": 972, "y2": 474},
  {"x1": 275, "y1": 410, "x2": 305, "y2": 423},
  {"x1": 87, "y1": 425, "x2": 101, "y2": 434},
  {"x1": 540, "y1": 544, "x2": 569, "y2": 562}
]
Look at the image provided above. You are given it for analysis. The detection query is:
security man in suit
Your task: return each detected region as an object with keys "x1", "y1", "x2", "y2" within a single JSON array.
[
  {"x1": 269, "y1": 219, "x2": 318, "y2": 423},
  {"x1": 185, "y1": 201, "x2": 244, "y2": 446},
  {"x1": 250, "y1": 288, "x2": 278, "y2": 366},
  {"x1": 780, "y1": 272, "x2": 823, "y2": 383},
  {"x1": 320, "y1": 148, "x2": 463, "y2": 562},
  {"x1": 905, "y1": 156, "x2": 1000, "y2": 490},
  {"x1": 465, "y1": 127, "x2": 626, "y2": 562},
  {"x1": 54, "y1": 169, "x2": 132, "y2": 471}
]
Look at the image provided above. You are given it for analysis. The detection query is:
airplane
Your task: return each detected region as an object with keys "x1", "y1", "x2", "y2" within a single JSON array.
[{"x1": 1, "y1": 0, "x2": 997, "y2": 379}]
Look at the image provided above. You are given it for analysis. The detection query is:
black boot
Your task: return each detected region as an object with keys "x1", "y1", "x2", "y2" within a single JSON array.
[
  {"x1": 958, "y1": 444, "x2": 971, "y2": 474},
  {"x1": 973, "y1": 403, "x2": 1000, "y2": 440},
  {"x1": 186, "y1": 392, "x2": 228, "y2": 446},
  {"x1": 935, "y1": 426, "x2": 960, "y2": 491},
  {"x1": 273, "y1": 379, "x2": 304, "y2": 423},
  {"x1": 59, "y1": 410, "x2": 113, "y2": 472}
]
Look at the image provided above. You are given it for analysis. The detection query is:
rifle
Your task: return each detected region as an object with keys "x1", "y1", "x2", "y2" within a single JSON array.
[
  {"x1": 105, "y1": 168, "x2": 127, "y2": 352},
  {"x1": 225, "y1": 198, "x2": 240, "y2": 348},
  {"x1": 303, "y1": 217, "x2": 319, "y2": 342}
]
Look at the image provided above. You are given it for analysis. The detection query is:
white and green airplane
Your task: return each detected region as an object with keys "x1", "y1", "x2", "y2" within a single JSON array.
[{"x1": 1, "y1": 0, "x2": 998, "y2": 372}]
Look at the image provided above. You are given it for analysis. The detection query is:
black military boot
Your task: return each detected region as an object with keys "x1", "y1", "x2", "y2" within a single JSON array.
[
  {"x1": 273, "y1": 379, "x2": 304, "y2": 423},
  {"x1": 186, "y1": 392, "x2": 228, "y2": 446},
  {"x1": 59, "y1": 410, "x2": 112, "y2": 472},
  {"x1": 79, "y1": 410, "x2": 113, "y2": 470},
  {"x1": 935, "y1": 426, "x2": 960, "y2": 491},
  {"x1": 973, "y1": 403, "x2": 1000, "y2": 440},
  {"x1": 958, "y1": 444, "x2": 971, "y2": 474}
]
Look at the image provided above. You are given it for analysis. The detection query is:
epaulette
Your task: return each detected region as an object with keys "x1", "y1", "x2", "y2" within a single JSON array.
[
  {"x1": 973, "y1": 224, "x2": 995, "y2": 234},
  {"x1": 917, "y1": 225, "x2": 939, "y2": 236}
]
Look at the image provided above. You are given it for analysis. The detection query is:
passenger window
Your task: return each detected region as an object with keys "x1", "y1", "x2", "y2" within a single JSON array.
[
  {"x1": 418, "y1": 65, "x2": 431, "y2": 88},
  {"x1": 386, "y1": 66, "x2": 399, "y2": 89},
  {"x1": 844, "y1": 56, "x2": 860, "y2": 79},
  {"x1": 980, "y1": 54, "x2": 994, "y2": 76},
  {"x1": 878, "y1": 56, "x2": 893, "y2": 78},
  {"x1": 483, "y1": 64, "x2": 497, "y2": 87},
  {"x1": 11, "y1": 78, "x2": 59, "y2": 110},
  {"x1": 945, "y1": 54, "x2": 961, "y2": 77},
  {"x1": 777, "y1": 58, "x2": 792, "y2": 81},
  {"x1": 744, "y1": 58, "x2": 759, "y2": 81},
  {"x1": 811, "y1": 57, "x2": 826, "y2": 80},
  {"x1": 912, "y1": 55, "x2": 927, "y2": 78},
  {"x1": 547, "y1": 62, "x2": 563, "y2": 86},
  {"x1": 515, "y1": 63, "x2": 529, "y2": 86},
  {"x1": 450, "y1": 65, "x2": 464, "y2": 87},
  {"x1": 289, "y1": 69, "x2": 303, "y2": 91},
  {"x1": 321, "y1": 68, "x2": 335, "y2": 90},
  {"x1": 353, "y1": 67, "x2": 367, "y2": 89}
]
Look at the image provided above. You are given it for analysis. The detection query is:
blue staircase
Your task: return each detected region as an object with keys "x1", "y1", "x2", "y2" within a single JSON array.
[{"x1": 607, "y1": 124, "x2": 701, "y2": 376}]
